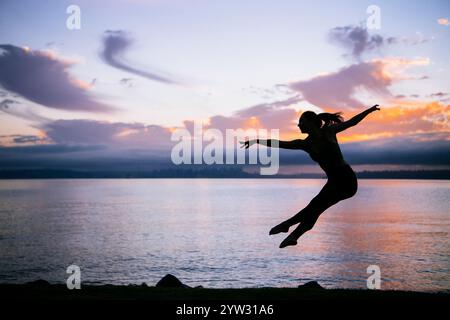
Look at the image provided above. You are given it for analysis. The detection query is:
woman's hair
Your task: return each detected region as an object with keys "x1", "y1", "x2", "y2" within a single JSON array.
[{"x1": 301, "y1": 111, "x2": 344, "y2": 129}]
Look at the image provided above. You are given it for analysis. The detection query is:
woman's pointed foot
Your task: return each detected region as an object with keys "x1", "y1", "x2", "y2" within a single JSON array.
[
  {"x1": 279, "y1": 235, "x2": 298, "y2": 248},
  {"x1": 269, "y1": 222, "x2": 290, "y2": 235}
]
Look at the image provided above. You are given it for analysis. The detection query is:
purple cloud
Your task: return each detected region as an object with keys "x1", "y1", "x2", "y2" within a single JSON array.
[
  {"x1": 100, "y1": 30, "x2": 179, "y2": 85},
  {"x1": 328, "y1": 25, "x2": 432, "y2": 60},
  {"x1": 182, "y1": 97, "x2": 300, "y2": 135},
  {"x1": 42, "y1": 119, "x2": 173, "y2": 149},
  {"x1": 0, "y1": 134, "x2": 48, "y2": 145},
  {"x1": 328, "y1": 25, "x2": 384, "y2": 59},
  {"x1": 12, "y1": 135, "x2": 46, "y2": 144},
  {"x1": 288, "y1": 61, "x2": 392, "y2": 110},
  {"x1": 34, "y1": 95, "x2": 301, "y2": 152},
  {"x1": 0, "y1": 45, "x2": 115, "y2": 113}
]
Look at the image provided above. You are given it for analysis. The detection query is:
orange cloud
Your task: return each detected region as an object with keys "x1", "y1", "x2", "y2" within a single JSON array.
[
  {"x1": 336, "y1": 101, "x2": 449, "y2": 143},
  {"x1": 275, "y1": 99, "x2": 449, "y2": 143},
  {"x1": 375, "y1": 57, "x2": 430, "y2": 81},
  {"x1": 438, "y1": 18, "x2": 449, "y2": 26}
]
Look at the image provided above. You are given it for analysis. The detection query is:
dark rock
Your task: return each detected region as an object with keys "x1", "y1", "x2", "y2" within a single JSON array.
[
  {"x1": 298, "y1": 281, "x2": 324, "y2": 290},
  {"x1": 156, "y1": 274, "x2": 190, "y2": 288},
  {"x1": 140, "y1": 282, "x2": 148, "y2": 287}
]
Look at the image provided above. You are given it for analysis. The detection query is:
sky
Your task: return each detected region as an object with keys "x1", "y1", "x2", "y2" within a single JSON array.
[{"x1": 0, "y1": 0, "x2": 449, "y2": 172}]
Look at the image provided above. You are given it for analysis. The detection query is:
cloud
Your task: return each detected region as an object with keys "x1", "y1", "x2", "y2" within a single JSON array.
[
  {"x1": 0, "y1": 144, "x2": 104, "y2": 156},
  {"x1": 288, "y1": 61, "x2": 390, "y2": 110},
  {"x1": 333, "y1": 101, "x2": 449, "y2": 143},
  {"x1": 1, "y1": 97, "x2": 449, "y2": 169},
  {"x1": 429, "y1": 92, "x2": 449, "y2": 101},
  {"x1": 0, "y1": 99, "x2": 19, "y2": 108},
  {"x1": 328, "y1": 25, "x2": 383, "y2": 59},
  {"x1": 100, "y1": 30, "x2": 179, "y2": 85},
  {"x1": 1, "y1": 99, "x2": 50, "y2": 122},
  {"x1": 340, "y1": 133, "x2": 450, "y2": 165},
  {"x1": 279, "y1": 135, "x2": 450, "y2": 166},
  {"x1": 0, "y1": 134, "x2": 47, "y2": 145},
  {"x1": 287, "y1": 57, "x2": 429, "y2": 110},
  {"x1": 202, "y1": 98, "x2": 449, "y2": 145},
  {"x1": 328, "y1": 25, "x2": 432, "y2": 59},
  {"x1": 235, "y1": 95, "x2": 302, "y2": 116},
  {"x1": 12, "y1": 135, "x2": 44, "y2": 144},
  {"x1": 181, "y1": 95, "x2": 302, "y2": 140},
  {"x1": 6, "y1": 94, "x2": 447, "y2": 153},
  {"x1": 119, "y1": 78, "x2": 134, "y2": 87},
  {"x1": 0, "y1": 45, "x2": 115, "y2": 113},
  {"x1": 386, "y1": 34, "x2": 432, "y2": 46},
  {"x1": 438, "y1": 18, "x2": 449, "y2": 26},
  {"x1": 41, "y1": 119, "x2": 174, "y2": 149},
  {"x1": 1, "y1": 128, "x2": 448, "y2": 168}
]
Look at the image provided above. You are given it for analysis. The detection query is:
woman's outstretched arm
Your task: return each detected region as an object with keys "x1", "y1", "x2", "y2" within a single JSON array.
[
  {"x1": 330, "y1": 105, "x2": 380, "y2": 133},
  {"x1": 240, "y1": 139, "x2": 306, "y2": 150}
]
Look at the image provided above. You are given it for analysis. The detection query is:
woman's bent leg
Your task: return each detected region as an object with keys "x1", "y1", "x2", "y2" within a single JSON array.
[
  {"x1": 279, "y1": 192, "x2": 340, "y2": 248},
  {"x1": 269, "y1": 188, "x2": 330, "y2": 235},
  {"x1": 283, "y1": 182, "x2": 336, "y2": 227}
]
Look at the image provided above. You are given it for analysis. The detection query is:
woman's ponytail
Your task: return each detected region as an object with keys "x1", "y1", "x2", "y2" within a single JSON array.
[{"x1": 317, "y1": 112, "x2": 344, "y2": 128}]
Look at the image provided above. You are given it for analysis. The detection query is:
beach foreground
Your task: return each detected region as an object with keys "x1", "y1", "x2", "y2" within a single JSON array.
[
  {"x1": 1, "y1": 281, "x2": 448, "y2": 302},
  {"x1": 2, "y1": 281, "x2": 448, "y2": 318}
]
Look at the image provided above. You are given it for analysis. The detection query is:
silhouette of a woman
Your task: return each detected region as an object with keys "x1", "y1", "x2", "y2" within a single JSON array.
[{"x1": 241, "y1": 105, "x2": 380, "y2": 248}]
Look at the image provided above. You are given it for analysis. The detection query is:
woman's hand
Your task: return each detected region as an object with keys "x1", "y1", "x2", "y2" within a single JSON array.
[
  {"x1": 368, "y1": 104, "x2": 380, "y2": 113},
  {"x1": 239, "y1": 139, "x2": 257, "y2": 149}
]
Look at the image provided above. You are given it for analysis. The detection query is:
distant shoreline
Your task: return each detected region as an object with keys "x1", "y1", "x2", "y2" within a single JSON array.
[{"x1": 0, "y1": 169, "x2": 449, "y2": 180}]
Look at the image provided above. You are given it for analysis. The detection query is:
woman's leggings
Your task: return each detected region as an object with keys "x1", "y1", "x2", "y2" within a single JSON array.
[{"x1": 287, "y1": 164, "x2": 358, "y2": 231}]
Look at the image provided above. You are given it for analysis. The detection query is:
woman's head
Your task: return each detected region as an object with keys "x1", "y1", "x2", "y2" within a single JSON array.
[{"x1": 298, "y1": 111, "x2": 344, "y2": 134}]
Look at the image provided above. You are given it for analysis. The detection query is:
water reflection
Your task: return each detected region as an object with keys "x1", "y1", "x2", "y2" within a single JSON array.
[{"x1": 0, "y1": 179, "x2": 448, "y2": 291}]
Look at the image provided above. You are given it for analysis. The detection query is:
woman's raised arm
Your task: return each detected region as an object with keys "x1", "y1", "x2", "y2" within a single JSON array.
[{"x1": 330, "y1": 105, "x2": 380, "y2": 134}]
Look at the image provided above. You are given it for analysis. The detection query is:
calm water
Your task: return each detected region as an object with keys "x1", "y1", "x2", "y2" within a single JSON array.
[{"x1": 0, "y1": 179, "x2": 449, "y2": 292}]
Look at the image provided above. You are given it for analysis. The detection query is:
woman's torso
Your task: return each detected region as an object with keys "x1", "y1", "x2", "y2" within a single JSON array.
[{"x1": 304, "y1": 127, "x2": 348, "y2": 174}]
